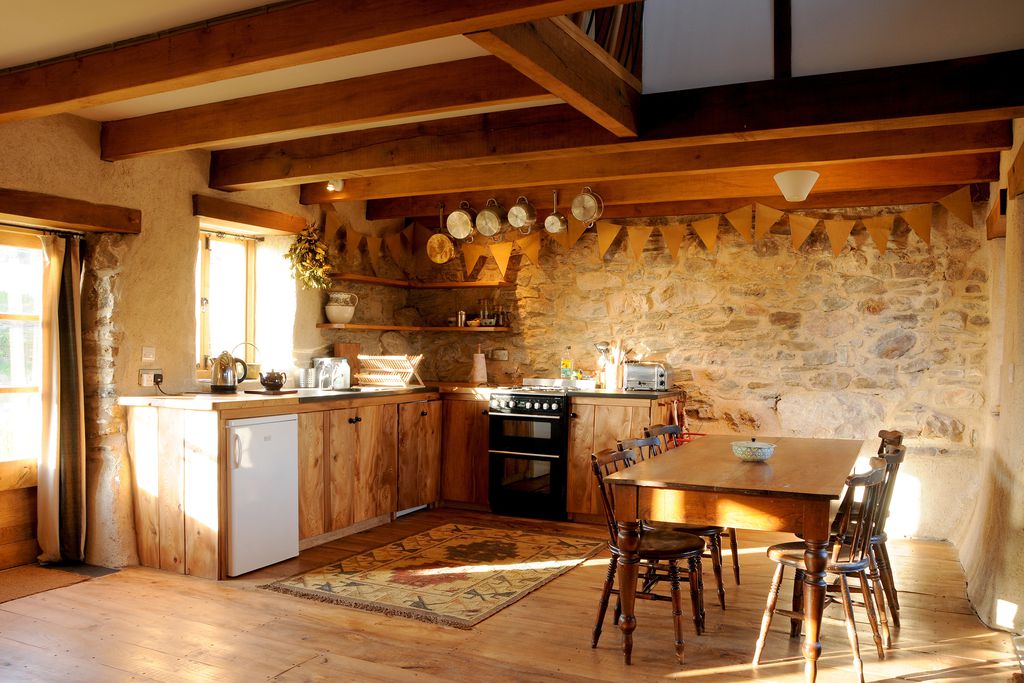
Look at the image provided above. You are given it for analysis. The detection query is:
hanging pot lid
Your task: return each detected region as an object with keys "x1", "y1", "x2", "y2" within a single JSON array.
[
  {"x1": 427, "y1": 233, "x2": 455, "y2": 263},
  {"x1": 475, "y1": 198, "x2": 507, "y2": 237},
  {"x1": 571, "y1": 186, "x2": 603, "y2": 226},
  {"x1": 544, "y1": 190, "x2": 568, "y2": 234},
  {"x1": 507, "y1": 196, "x2": 537, "y2": 232},
  {"x1": 446, "y1": 201, "x2": 475, "y2": 240}
]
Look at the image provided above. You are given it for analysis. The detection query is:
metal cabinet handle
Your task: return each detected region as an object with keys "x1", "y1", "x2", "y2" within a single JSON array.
[
  {"x1": 570, "y1": 412, "x2": 578, "y2": 418},
  {"x1": 356, "y1": 416, "x2": 362, "y2": 423},
  {"x1": 482, "y1": 410, "x2": 489, "y2": 415},
  {"x1": 347, "y1": 416, "x2": 357, "y2": 424},
  {"x1": 420, "y1": 410, "x2": 428, "y2": 416},
  {"x1": 232, "y1": 434, "x2": 241, "y2": 469}
]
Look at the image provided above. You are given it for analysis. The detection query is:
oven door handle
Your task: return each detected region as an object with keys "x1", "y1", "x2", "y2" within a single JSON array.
[
  {"x1": 489, "y1": 449, "x2": 562, "y2": 460},
  {"x1": 490, "y1": 412, "x2": 562, "y2": 420}
]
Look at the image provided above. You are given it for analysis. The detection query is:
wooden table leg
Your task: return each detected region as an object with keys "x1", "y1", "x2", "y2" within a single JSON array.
[
  {"x1": 616, "y1": 520, "x2": 642, "y2": 664},
  {"x1": 802, "y1": 537, "x2": 829, "y2": 682}
]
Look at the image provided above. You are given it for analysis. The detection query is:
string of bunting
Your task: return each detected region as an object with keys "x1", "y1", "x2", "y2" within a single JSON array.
[{"x1": 354, "y1": 186, "x2": 975, "y2": 272}]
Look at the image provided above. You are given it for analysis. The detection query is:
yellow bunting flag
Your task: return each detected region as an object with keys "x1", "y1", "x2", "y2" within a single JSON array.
[
  {"x1": 901, "y1": 205, "x2": 933, "y2": 245},
  {"x1": 489, "y1": 241, "x2": 514, "y2": 277},
  {"x1": 824, "y1": 219, "x2": 856, "y2": 257},
  {"x1": 939, "y1": 186, "x2": 974, "y2": 227},
  {"x1": 754, "y1": 204, "x2": 784, "y2": 240},
  {"x1": 660, "y1": 225, "x2": 687, "y2": 259},
  {"x1": 413, "y1": 223, "x2": 433, "y2": 251},
  {"x1": 515, "y1": 230, "x2": 542, "y2": 267},
  {"x1": 724, "y1": 205, "x2": 754, "y2": 243},
  {"x1": 862, "y1": 215, "x2": 894, "y2": 255},
  {"x1": 384, "y1": 232, "x2": 405, "y2": 262},
  {"x1": 788, "y1": 214, "x2": 819, "y2": 250},
  {"x1": 627, "y1": 226, "x2": 653, "y2": 261},
  {"x1": 402, "y1": 224, "x2": 415, "y2": 250},
  {"x1": 691, "y1": 216, "x2": 720, "y2": 252},
  {"x1": 567, "y1": 222, "x2": 588, "y2": 250},
  {"x1": 596, "y1": 222, "x2": 622, "y2": 259},
  {"x1": 345, "y1": 228, "x2": 364, "y2": 260},
  {"x1": 461, "y1": 242, "x2": 490, "y2": 273},
  {"x1": 364, "y1": 235, "x2": 383, "y2": 267}
]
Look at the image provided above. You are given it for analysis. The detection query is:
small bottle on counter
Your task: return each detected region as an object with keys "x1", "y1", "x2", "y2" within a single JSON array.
[
  {"x1": 560, "y1": 346, "x2": 574, "y2": 379},
  {"x1": 457, "y1": 310, "x2": 466, "y2": 327}
]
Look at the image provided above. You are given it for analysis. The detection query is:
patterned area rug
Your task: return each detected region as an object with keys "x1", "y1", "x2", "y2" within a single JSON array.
[{"x1": 262, "y1": 523, "x2": 605, "y2": 628}]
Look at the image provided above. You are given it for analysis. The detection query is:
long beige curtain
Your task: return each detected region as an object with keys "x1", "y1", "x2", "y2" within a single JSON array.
[{"x1": 37, "y1": 235, "x2": 87, "y2": 563}]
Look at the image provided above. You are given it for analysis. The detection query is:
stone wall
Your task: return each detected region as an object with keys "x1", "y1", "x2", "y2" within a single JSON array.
[{"x1": 334, "y1": 204, "x2": 991, "y2": 540}]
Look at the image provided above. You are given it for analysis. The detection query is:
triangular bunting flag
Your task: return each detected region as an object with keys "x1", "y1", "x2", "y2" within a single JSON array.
[
  {"x1": 547, "y1": 229, "x2": 570, "y2": 250},
  {"x1": 724, "y1": 205, "x2": 754, "y2": 243},
  {"x1": 566, "y1": 222, "x2": 588, "y2": 250},
  {"x1": 823, "y1": 219, "x2": 856, "y2": 257},
  {"x1": 754, "y1": 204, "x2": 784, "y2": 240},
  {"x1": 384, "y1": 232, "x2": 405, "y2": 262},
  {"x1": 364, "y1": 235, "x2": 383, "y2": 267},
  {"x1": 691, "y1": 216, "x2": 719, "y2": 252},
  {"x1": 939, "y1": 186, "x2": 974, "y2": 227},
  {"x1": 402, "y1": 224, "x2": 415, "y2": 250},
  {"x1": 345, "y1": 228, "x2": 364, "y2": 259},
  {"x1": 489, "y1": 241, "x2": 514, "y2": 277},
  {"x1": 515, "y1": 230, "x2": 542, "y2": 267},
  {"x1": 862, "y1": 215, "x2": 894, "y2": 255},
  {"x1": 660, "y1": 225, "x2": 687, "y2": 259},
  {"x1": 596, "y1": 222, "x2": 622, "y2": 259},
  {"x1": 414, "y1": 224, "x2": 433, "y2": 251},
  {"x1": 788, "y1": 214, "x2": 819, "y2": 250},
  {"x1": 627, "y1": 226, "x2": 653, "y2": 260},
  {"x1": 461, "y1": 242, "x2": 490, "y2": 273},
  {"x1": 901, "y1": 205, "x2": 933, "y2": 245}
]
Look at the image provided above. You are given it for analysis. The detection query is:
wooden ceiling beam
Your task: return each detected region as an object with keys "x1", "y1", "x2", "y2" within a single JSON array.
[
  {"x1": 101, "y1": 57, "x2": 556, "y2": 160},
  {"x1": 211, "y1": 50, "x2": 1024, "y2": 191},
  {"x1": 0, "y1": 187, "x2": 140, "y2": 234},
  {"x1": 360, "y1": 153, "x2": 999, "y2": 218},
  {"x1": 210, "y1": 104, "x2": 620, "y2": 191},
  {"x1": 467, "y1": 17, "x2": 639, "y2": 136},
  {"x1": 192, "y1": 195, "x2": 307, "y2": 236},
  {"x1": 0, "y1": 0, "x2": 617, "y2": 123},
  {"x1": 1008, "y1": 142, "x2": 1024, "y2": 198},
  {"x1": 306, "y1": 121, "x2": 1010, "y2": 200}
]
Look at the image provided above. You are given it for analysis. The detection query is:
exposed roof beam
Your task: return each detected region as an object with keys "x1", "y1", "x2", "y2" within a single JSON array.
[
  {"x1": 1009, "y1": 142, "x2": 1024, "y2": 198},
  {"x1": 360, "y1": 153, "x2": 999, "y2": 218},
  {"x1": 211, "y1": 50, "x2": 1024, "y2": 191},
  {"x1": 0, "y1": 0, "x2": 617, "y2": 123},
  {"x1": 192, "y1": 195, "x2": 307, "y2": 236},
  {"x1": 210, "y1": 104, "x2": 619, "y2": 191},
  {"x1": 641, "y1": 49, "x2": 1024, "y2": 140},
  {"x1": 101, "y1": 57, "x2": 556, "y2": 160},
  {"x1": 467, "y1": 17, "x2": 639, "y2": 136},
  {"x1": 0, "y1": 187, "x2": 140, "y2": 234},
  {"x1": 305, "y1": 121, "x2": 1010, "y2": 200}
]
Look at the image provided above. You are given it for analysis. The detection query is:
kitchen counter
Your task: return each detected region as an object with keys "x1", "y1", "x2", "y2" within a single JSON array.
[
  {"x1": 119, "y1": 385, "x2": 438, "y2": 411},
  {"x1": 433, "y1": 382, "x2": 681, "y2": 400}
]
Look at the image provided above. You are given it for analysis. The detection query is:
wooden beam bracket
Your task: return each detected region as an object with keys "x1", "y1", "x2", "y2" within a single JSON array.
[
  {"x1": 192, "y1": 195, "x2": 308, "y2": 236},
  {"x1": 0, "y1": 187, "x2": 141, "y2": 234}
]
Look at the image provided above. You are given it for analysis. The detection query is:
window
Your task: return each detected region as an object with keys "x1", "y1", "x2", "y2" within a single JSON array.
[
  {"x1": 0, "y1": 232, "x2": 43, "y2": 463},
  {"x1": 195, "y1": 232, "x2": 257, "y2": 373}
]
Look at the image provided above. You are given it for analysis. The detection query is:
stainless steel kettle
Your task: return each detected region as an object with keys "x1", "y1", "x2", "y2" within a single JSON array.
[{"x1": 210, "y1": 350, "x2": 248, "y2": 393}]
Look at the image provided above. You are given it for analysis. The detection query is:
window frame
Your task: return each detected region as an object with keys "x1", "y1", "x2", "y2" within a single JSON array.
[
  {"x1": 195, "y1": 231, "x2": 257, "y2": 377},
  {"x1": 0, "y1": 230, "x2": 43, "y2": 466}
]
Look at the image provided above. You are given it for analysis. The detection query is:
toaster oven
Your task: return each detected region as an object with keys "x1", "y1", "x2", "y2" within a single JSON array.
[{"x1": 622, "y1": 361, "x2": 668, "y2": 391}]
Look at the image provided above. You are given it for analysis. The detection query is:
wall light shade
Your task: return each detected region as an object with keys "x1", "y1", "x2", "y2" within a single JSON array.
[
  {"x1": 326, "y1": 179, "x2": 345, "y2": 192},
  {"x1": 773, "y1": 170, "x2": 820, "y2": 202}
]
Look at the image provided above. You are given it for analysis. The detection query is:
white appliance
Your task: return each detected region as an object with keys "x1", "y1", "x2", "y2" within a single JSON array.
[{"x1": 226, "y1": 414, "x2": 299, "y2": 577}]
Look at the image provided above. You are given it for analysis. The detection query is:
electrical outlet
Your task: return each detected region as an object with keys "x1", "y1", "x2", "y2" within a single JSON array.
[
  {"x1": 141, "y1": 346, "x2": 156, "y2": 363},
  {"x1": 139, "y1": 368, "x2": 162, "y2": 387}
]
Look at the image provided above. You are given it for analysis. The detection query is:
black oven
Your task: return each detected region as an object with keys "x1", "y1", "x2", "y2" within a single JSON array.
[{"x1": 488, "y1": 392, "x2": 569, "y2": 521}]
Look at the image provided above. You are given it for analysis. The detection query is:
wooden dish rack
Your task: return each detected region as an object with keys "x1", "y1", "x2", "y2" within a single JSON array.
[{"x1": 355, "y1": 354, "x2": 425, "y2": 387}]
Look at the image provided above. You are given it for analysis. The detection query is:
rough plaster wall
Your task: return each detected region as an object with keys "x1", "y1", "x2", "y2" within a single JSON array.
[
  {"x1": 0, "y1": 114, "x2": 317, "y2": 566},
  {"x1": 335, "y1": 203, "x2": 990, "y2": 541},
  {"x1": 957, "y1": 118, "x2": 1024, "y2": 634}
]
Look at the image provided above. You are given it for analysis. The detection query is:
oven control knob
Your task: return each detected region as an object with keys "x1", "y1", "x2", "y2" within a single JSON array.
[
  {"x1": 550, "y1": 402, "x2": 559, "y2": 410},
  {"x1": 541, "y1": 402, "x2": 549, "y2": 410},
  {"x1": 490, "y1": 399, "x2": 499, "y2": 408},
  {"x1": 533, "y1": 402, "x2": 541, "y2": 410}
]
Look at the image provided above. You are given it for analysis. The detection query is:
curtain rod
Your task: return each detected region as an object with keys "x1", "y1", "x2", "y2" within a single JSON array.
[
  {"x1": 199, "y1": 228, "x2": 265, "y2": 243},
  {"x1": 0, "y1": 223, "x2": 84, "y2": 239}
]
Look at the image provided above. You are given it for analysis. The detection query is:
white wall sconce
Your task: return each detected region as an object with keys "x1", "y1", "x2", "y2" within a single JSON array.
[{"x1": 773, "y1": 170, "x2": 820, "y2": 202}]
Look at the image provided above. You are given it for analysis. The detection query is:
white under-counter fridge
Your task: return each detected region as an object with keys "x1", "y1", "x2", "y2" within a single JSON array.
[{"x1": 226, "y1": 414, "x2": 299, "y2": 577}]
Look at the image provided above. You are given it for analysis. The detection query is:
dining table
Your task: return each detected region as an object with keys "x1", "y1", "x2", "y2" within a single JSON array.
[{"x1": 604, "y1": 434, "x2": 863, "y2": 682}]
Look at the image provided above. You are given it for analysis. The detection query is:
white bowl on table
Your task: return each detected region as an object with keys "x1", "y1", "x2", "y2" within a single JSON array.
[{"x1": 731, "y1": 439, "x2": 776, "y2": 462}]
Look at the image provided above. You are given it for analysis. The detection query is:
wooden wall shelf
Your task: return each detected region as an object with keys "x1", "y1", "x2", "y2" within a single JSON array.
[
  {"x1": 330, "y1": 273, "x2": 513, "y2": 289},
  {"x1": 317, "y1": 323, "x2": 511, "y2": 333}
]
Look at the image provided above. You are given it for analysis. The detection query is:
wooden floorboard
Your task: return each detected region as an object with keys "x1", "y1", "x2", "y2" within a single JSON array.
[{"x1": 0, "y1": 508, "x2": 1017, "y2": 682}]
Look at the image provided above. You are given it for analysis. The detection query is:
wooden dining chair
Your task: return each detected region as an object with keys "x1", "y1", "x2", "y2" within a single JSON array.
[
  {"x1": 873, "y1": 431, "x2": 905, "y2": 628},
  {"x1": 753, "y1": 459, "x2": 889, "y2": 683},
  {"x1": 590, "y1": 448, "x2": 707, "y2": 663},
  {"x1": 618, "y1": 435, "x2": 729, "y2": 610},
  {"x1": 644, "y1": 424, "x2": 742, "y2": 586}
]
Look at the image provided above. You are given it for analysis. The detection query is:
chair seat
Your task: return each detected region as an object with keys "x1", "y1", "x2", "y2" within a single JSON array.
[
  {"x1": 612, "y1": 529, "x2": 705, "y2": 560},
  {"x1": 642, "y1": 521, "x2": 724, "y2": 537},
  {"x1": 767, "y1": 541, "x2": 870, "y2": 574}
]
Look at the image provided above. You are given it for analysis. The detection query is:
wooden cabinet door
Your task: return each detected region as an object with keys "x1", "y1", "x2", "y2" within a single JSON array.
[
  {"x1": 327, "y1": 408, "x2": 357, "y2": 531},
  {"x1": 297, "y1": 412, "x2": 326, "y2": 540},
  {"x1": 397, "y1": 399, "x2": 442, "y2": 510},
  {"x1": 567, "y1": 403, "x2": 596, "y2": 515},
  {"x1": 352, "y1": 404, "x2": 398, "y2": 522},
  {"x1": 441, "y1": 398, "x2": 490, "y2": 505}
]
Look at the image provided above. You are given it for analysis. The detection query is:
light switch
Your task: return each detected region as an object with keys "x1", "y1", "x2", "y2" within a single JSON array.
[{"x1": 142, "y1": 346, "x2": 156, "y2": 363}]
